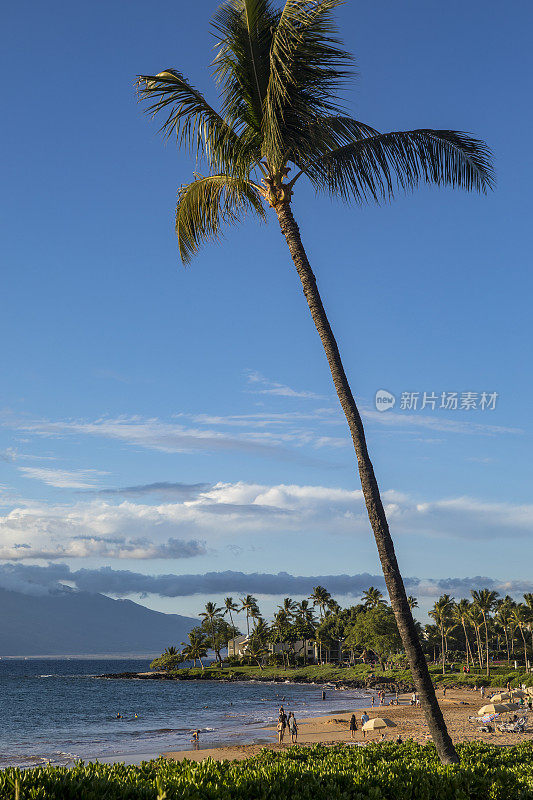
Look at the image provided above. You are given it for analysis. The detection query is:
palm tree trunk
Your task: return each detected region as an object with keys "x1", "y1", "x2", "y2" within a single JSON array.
[
  {"x1": 474, "y1": 626, "x2": 483, "y2": 670},
  {"x1": 502, "y1": 626, "x2": 510, "y2": 665},
  {"x1": 462, "y1": 621, "x2": 474, "y2": 670},
  {"x1": 275, "y1": 201, "x2": 459, "y2": 764},
  {"x1": 519, "y1": 626, "x2": 528, "y2": 670},
  {"x1": 483, "y1": 614, "x2": 490, "y2": 676}
]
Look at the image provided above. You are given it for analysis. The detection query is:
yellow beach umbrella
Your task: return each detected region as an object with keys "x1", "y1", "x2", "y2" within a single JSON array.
[
  {"x1": 362, "y1": 717, "x2": 397, "y2": 731},
  {"x1": 490, "y1": 693, "x2": 510, "y2": 702},
  {"x1": 478, "y1": 703, "x2": 514, "y2": 715}
]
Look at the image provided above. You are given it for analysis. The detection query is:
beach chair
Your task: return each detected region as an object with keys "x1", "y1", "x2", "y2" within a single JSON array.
[{"x1": 497, "y1": 718, "x2": 527, "y2": 733}]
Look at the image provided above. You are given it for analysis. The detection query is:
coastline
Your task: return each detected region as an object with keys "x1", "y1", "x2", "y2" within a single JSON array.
[
  {"x1": 163, "y1": 688, "x2": 533, "y2": 762},
  {"x1": 98, "y1": 669, "x2": 415, "y2": 693}
]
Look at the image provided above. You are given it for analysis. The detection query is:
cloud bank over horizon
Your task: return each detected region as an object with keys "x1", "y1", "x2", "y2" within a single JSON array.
[{"x1": 0, "y1": 562, "x2": 531, "y2": 601}]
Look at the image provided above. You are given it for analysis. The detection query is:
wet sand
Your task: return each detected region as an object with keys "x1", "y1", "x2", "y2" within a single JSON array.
[{"x1": 163, "y1": 688, "x2": 533, "y2": 763}]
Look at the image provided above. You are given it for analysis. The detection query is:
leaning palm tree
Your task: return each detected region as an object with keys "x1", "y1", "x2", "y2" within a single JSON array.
[
  {"x1": 471, "y1": 589, "x2": 499, "y2": 676},
  {"x1": 137, "y1": 0, "x2": 493, "y2": 763}
]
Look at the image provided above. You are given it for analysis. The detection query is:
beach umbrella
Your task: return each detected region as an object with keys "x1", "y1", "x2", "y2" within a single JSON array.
[
  {"x1": 362, "y1": 717, "x2": 397, "y2": 731},
  {"x1": 478, "y1": 703, "x2": 514, "y2": 715},
  {"x1": 510, "y1": 690, "x2": 527, "y2": 699},
  {"x1": 490, "y1": 693, "x2": 510, "y2": 702}
]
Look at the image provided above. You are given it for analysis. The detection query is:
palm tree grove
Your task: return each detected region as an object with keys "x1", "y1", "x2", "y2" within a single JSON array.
[{"x1": 138, "y1": 0, "x2": 494, "y2": 766}]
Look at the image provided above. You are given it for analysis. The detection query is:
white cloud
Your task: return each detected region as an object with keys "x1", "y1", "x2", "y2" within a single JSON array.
[
  {"x1": 246, "y1": 370, "x2": 324, "y2": 399},
  {"x1": 18, "y1": 466, "x2": 109, "y2": 489},
  {"x1": 5, "y1": 414, "x2": 331, "y2": 458},
  {"x1": 0, "y1": 481, "x2": 532, "y2": 563},
  {"x1": 362, "y1": 408, "x2": 522, "y2": 436}
]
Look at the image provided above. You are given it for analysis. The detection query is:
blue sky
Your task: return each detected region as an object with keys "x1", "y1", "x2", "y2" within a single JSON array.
[{"x1": 1, "y1": 0, "x2": 532, "y2": 622}]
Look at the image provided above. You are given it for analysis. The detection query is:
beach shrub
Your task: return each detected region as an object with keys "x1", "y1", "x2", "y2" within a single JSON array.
[{"x1": 1, "y1": 742, "x2": 533, "y2": 799}]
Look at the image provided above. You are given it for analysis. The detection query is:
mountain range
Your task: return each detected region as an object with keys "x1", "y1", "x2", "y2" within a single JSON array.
[{"x1": 0, "y1": 587, "x2": 197, "y2": 656}]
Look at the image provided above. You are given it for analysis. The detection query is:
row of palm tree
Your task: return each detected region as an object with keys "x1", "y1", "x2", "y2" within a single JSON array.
[
  {"x1": 428, "y1": 591, "x2": 533, "y2": 675},
  {"x1": 170, "y1": 587, "x2": 533, "y2": 676}
]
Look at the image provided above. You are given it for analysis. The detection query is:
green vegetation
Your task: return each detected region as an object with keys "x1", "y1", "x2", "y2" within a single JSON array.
[
  {"x1": 151, "y1": 587, "x2": 533, "y2": 681},
  {"x1": 147, "y1": 662, "x2": 532, "y2": 693},
  {"x1": 2, "y1": 742, "x2": 533, "y2": 799}
]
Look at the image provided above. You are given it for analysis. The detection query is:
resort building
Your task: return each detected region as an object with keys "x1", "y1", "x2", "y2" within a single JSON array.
[{"x1": 226, "y1": 637, "x2": 342, "y2": 664}]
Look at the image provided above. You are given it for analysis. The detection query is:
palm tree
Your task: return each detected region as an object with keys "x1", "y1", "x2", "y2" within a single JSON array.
[
  {"x1": 326, "y1": 598, "x2": 341, "y2": 616},
  {"x1": 511, "y1": 604, "x2": 530, "y2": 670},
  {"x1": 182, "y1": 631, "x2": 209, "y2": 669},
  {"x1": 362, "y1": 586, "x2": 386, "y2": 609},
  {"x1": 495, "y1": 597, "x2": 514, "y2": 666},
  {"x1": 451, "y1": 600, "x2": 475, "y2": 671},
  {"x1": 224, "y1": 596, "x2": 239, "y2": 630},
  {"x1": 137, "y1": 0, "x2": 493, "y2": 763},
  {"x1": 468, "y1": 603, "x2": 485, "y2": 670},
  {"x1": 199, "y1": 601, "x2": 224, "y2": 662},
  {"x1": 309, "y1": 586, "x2": 331, "y2": 620},
  {"x1": 471, "y1": 589, "x2": 499, "y2": 676},
  {"x1": 429, "y1": 595, "x2": 454, "y2": 675},
  {"x1": 296, "y1": 599, "x2": 316, "y2": 625},
  {"x1": 407, "y1": 596, "x2": 418, "y2": 611},
  {"x1": 279, "y1": 597, "x2": 297, "y2": 617},
  {"x1": 240, "y1": 594, "x2": 258, "y2": 635},
  {"x1": 523, "y1": 593, "x2": 533, "y2": 658},
  {"x1": 246, "y1": 638, "x2": 268, "y2": 669}
]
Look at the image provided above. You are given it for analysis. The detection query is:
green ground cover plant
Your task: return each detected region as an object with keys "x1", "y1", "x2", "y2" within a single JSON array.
[{"x1": 2, "y1": 742, "x2": 532, "y2": 799}]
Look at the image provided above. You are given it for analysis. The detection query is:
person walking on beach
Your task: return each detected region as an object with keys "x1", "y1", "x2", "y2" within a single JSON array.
[
  {"x1": 361, "y1": 712, "x2": 369, "y2": 738},
  {"x1": 277, "y1": 718, "x2": 285, "y2": 744},
  {"x1": 349, "y1": 714, "x2": 357, "y2": 739},
  {"x1": 371, "y1": 695, "x2": 375, "y2": 707},
  {"x1": 288, "y1": 712, "x2": 298, "y2": 743}
]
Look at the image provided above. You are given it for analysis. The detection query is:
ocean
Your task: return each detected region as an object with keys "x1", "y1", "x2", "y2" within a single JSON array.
[{"x1": 0, "y1": 658, "x2": 375, "y2": 768}]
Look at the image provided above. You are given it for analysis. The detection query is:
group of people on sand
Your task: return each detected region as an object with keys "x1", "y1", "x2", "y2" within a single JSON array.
[{"x1": 277, "y1": 706, "x2": 298, "y2": 744}]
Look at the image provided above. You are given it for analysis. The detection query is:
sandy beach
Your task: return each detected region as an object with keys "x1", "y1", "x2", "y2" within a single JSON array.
[{"x1": 163, "y1": 687, "x2": 533, "y2": 763}]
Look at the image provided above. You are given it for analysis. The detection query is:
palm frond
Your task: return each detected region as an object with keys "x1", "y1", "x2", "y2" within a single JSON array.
[
  {"x1": 175, "y1": 174, "x2": 266, "y2": 263},
  {"x1": 137, "y1": 69, "x2": 251, "y2": 175},
  {"x1": 302, "y1": 129, "x2": 494, "y2": 202},
  {"x1": 263, "y1": 0, "x2": 354, "y2": 166},
  {"x1": 289, "y1": 115, "x2": 379, "y2": 167},
  {"x1": 212, "y1": 0, "x2": 277, "y2": 134}
]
